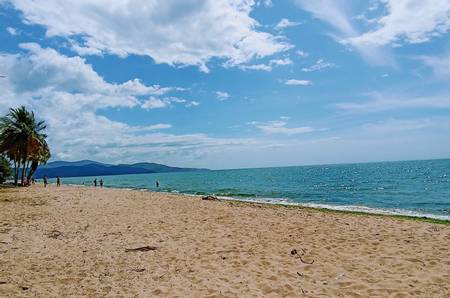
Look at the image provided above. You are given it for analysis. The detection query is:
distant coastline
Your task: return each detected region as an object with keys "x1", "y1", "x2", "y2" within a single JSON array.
[{"x1": 33, "y1": 160, "x2": 209, "y2": 179}]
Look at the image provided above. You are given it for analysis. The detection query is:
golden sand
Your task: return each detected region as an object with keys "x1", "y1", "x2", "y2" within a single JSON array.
[{"x1": 0, "y1": 185, "x2": 449, "y2": 297}]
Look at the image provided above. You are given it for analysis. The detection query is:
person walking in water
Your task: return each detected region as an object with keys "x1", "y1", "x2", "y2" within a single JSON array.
[
  {"x1": 94, "y1": 178, "x2": 97, "y2": 187},
  {"x1": 43, "y1": 176, "x2": 48, "y2": 187},
  {"x1": 56, "y1": 176, "x2": 61, "y2": 187},
  {"x1": 156, "y1": 180, "x2": 160, "y2": 188},
  {"x1": 100, "y1": 179, "x2": 103, "y2": 187}
]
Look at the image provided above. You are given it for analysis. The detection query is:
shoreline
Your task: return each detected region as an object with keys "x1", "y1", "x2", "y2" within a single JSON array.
[{"x1": 60, "y1": 182, "x2": 450, "y2": 225}]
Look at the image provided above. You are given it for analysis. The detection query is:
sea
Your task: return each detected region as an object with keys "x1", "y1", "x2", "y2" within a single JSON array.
[{"x1": 58, "y1": 159, "x2": 450, "y2": 221}]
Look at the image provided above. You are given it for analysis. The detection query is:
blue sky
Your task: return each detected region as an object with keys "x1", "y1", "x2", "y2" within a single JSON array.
[{"x1": 0, "y1": 0, "x2": 449, "y2": 169}]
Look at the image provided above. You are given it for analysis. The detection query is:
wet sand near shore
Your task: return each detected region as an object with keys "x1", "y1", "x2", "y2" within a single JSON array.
[{"x1": 0, "y1": 185, "x2": 449, "y2": 297}]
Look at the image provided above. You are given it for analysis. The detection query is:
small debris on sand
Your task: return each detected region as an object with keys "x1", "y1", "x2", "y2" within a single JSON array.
[
  {"x1": 125, "y1": 246, "x2": 158, "y2": 252},
  {"x1": 47, "y1": 230, "x2": 63, "y2": 239}
]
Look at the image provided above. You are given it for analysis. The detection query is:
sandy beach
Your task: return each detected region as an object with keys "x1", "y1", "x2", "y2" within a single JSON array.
[{"x1": 0, "y1": 185, "x2": 449, "y2": 297}]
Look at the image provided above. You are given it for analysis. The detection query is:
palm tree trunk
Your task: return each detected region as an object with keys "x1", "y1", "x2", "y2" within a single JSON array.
[
  {"x1": 27, "y1": 160, "x2": 38, "y2": 181},
  {"x1": 13, "y1": 159, "x2": 18, "y2": 186},
  {"x1": 14, "y1": 149, "x2": 20, "y2": 186},
  {"x1": 21, "y1": 160, "x2": 26, "y2": 186}
]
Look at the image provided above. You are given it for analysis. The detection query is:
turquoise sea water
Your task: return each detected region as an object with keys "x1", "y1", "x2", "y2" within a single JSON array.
[{"x1": 59, "y1": 159, "x2": 450, "y2": 220}]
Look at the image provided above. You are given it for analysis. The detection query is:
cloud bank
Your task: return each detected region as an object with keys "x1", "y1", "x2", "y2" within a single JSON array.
[{"x1": 8, "y1": 0, "x2": 291, "y2": 72}]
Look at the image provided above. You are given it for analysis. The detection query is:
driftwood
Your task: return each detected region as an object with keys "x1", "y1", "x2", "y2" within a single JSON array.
[{"x1": 125, "y1": 246, "x2": 158, "y2": 252}]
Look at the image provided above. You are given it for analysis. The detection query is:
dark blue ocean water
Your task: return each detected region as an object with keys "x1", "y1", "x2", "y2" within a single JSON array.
[{"x1": 59, "y1": 159, "x2": 450, "y2": 220}]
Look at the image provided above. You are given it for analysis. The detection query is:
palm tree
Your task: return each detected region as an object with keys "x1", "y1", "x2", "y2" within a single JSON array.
[
  {"x1": 27, "y1": 140, "x2": 50, "y2": 181},
  {"x1": 0, "y1": 106, "x2": 50, "y2": 185}
]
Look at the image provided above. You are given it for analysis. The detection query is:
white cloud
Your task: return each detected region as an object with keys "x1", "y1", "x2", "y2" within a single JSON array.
[
  {"x1": 186, "y1": 101, "x2": 200, "y2": 107},
  {"x1": 3, "y1": 43, "x2": 171, "y2": 108},
  {"x1": 284, "y1": 79, "x2": 312, "y2": 86},
  {"x1": 294, "y1": 0, "x2": 394, "y2": 65},
  {"x1": 45, "y1": 114, "x2": 261, "y2": 167},
  {"x1": 70, "y1": 42, "x2": 102, "y2": 56},
  {"x1": 141, "y1": 97, "x2": 169, "y2": 109},
  {"x1": 297, "y1": 0, "x2": 450, "y2": 49},
  {"x1": 141, "y1": 96, "x2": 198, "y2": 109},
  {"x1": 296, "y1": 50, "x2": 309, "y2": 58},
  {"x1": 249, "y1": 118, "x2": 325, "y2": 135},
  {"x1": 240, "y1": 63, "x2": 272, "y2": 71},
  {"x1": 6, "y1": 27, "x2": 17, "y2": 35},
  {"x1": 419, "y1": 53, "x2": 450, "y2": 78},
  {"x1": 256, "y1": 0, "x2": 273, "y2": 7},
  {"x1": 301, "y1": 59, "x2": 334, "y2": 72},
  {"x1": 295, "y1": 0, "x2": 356, "y2": 36},
  {"x1": 336, "y1": 92, "x2": 450, "y2": 113},
  {"x1": 269, "y1": 58, "x2": 293, "y2": 66},
  {"x1": 275, "y1": 18, "x2": 301, "y2": 30},
  {"x1": 215, "y1": 91, "x2": 230, "y2": 101},
  {"x1": 9, "y1": 0, "x2": 291, "y2": 72},
  {"x1": 347, "y1": 0, "x2": 450, "y2": 47},
  {"x1": 7, "y1": 43, "x2": 185, "y2": 103},
  {"x1": 240, "y1": 58, "x2": 292, "y2": 71},
  {"x1": 142, "y1": 124, "x2": 172, "y2": 131},
  {"x1": 362, "y1": 118, "x2": 434, "y2": 134},
  {"x1": 129, "y1": 123, "x2": 172, "y2": 132}
]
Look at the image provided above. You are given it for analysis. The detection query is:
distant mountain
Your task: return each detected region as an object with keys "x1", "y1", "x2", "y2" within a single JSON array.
[
  {"x1": 41, "y1": 160, "x2": 107, "y2": 169},
  {"x1": 34, "y1": 160, "x2": 208, "y2": 178}
]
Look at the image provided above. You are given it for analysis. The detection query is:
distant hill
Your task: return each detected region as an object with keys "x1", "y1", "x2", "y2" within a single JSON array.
[
  {"x1": 41, "y1": 160, "x2": 107, "y2": 169},
  {"x1": 34, "y1": 160, "x2": 208, "y2": 178}
]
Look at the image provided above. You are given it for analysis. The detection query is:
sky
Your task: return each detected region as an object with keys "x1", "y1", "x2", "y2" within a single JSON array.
[{"x1": 0, "y1": 0, "x2": 449, "y2": 169}]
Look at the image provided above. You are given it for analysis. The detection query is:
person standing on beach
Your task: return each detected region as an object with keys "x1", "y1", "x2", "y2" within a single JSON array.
[
  {"x1": 156, "y1": 180, "x2": 160, "y2": 188},
  {"x1": 100, "y1": 179, "x2": 103, "y2": 187},
  {"x1": 94, "y1": 178, "x2": 97, "y2": 187},
  {"x1": 43, "y1": 176, "x2": 48, "y2": 187},
  {"x1": 56, "y1": 176, "x2": 61, "y2": 187}
]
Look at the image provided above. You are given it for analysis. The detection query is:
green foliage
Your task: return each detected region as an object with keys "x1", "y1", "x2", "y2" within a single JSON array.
[
  {"x1": 0, "y1": 155, "x2": 11, "y2": 183},
  {"x1": 0, "y1": 106, "x2": 50, "y2": 185}
]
